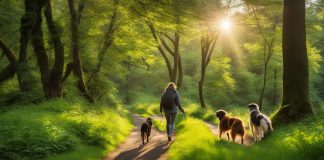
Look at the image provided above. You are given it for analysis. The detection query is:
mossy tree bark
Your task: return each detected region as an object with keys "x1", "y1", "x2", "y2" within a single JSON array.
[
  {"x1": 31, "y1": 0, "x2": 65, "y2": 98},
  {"x1": 16, "y1": 0, "x2": 38, "y2": 92},
  {"x1": 0, "y1": 1, "x2": 37, "y2": 92}
]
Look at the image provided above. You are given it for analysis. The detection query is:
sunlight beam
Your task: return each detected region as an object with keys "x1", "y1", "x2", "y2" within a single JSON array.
[{"x1": 220, "y1": 19, "x2": 232, "y2": 32}]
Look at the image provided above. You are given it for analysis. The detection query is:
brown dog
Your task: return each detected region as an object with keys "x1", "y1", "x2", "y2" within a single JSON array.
[{"x1": 215, "y1": 110, "x2": 245, "y2": 144}]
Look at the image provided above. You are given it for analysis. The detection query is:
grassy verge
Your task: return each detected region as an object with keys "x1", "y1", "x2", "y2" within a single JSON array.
[
  {"x1": 167, "y1": 118, "x2": 218, "y2": 160},
  {"x1": 167, "y1": 110, "x2": 324, "y2": 160},
  {"x1": 129, "y1": 95, "x2": 324, "y2": 159},
  {"x1": 0, "y1": 99, "x2": 133, "y2": 160}
]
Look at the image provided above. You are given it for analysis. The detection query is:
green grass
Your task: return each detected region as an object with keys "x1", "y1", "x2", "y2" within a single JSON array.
[
  {"x1": 0, "y1": 99, "x2": 133, "y2": 160},
  {"x1": 167, "y1": 110, "x2": 324, "y2": 160},
  {"x1": 167, "y1": 118, "x2": 218, "y2": 160},
  {"x1": 130, "y1": 96, "x2": 324, "y2": 160},
  {"x1": 127, "y1": 93, "x2": 161, "y2": 117},
  {"x1": 152, "y1": 118, "x2": 166, "y2": 131}
]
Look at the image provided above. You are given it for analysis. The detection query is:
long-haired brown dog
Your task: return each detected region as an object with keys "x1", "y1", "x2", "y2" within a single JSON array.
[
  {"x1": 215, "y1": 110, "x2": 245, "y2": 144},
  {"x1": 141, "y1": 117, "x2": 152, "y2": 145}
]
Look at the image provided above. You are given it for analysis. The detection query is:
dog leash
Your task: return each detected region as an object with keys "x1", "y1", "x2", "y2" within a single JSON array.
[{"x1": 148, "y1": 113, "x2": 164, "y2": 140}]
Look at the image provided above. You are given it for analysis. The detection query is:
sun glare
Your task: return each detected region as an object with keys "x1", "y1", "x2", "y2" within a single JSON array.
[{"x1": 220, "y1": 19, "x2": 232, "y2": 32}]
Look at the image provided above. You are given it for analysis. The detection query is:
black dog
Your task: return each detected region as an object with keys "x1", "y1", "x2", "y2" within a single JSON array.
[{"x1": 141, "y1": 118, "x2": 152, "y2": 145}]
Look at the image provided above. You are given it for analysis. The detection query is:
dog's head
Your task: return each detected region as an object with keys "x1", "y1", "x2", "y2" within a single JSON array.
[
  {"x1": 248, "y1": 103, "x2": 259, "y2": 111},
  {"x1": 215, "y1": 110, "x2": 227, "y2": 119},
  {"x1": 146, "y1": 118, "x2": 152, "y2": 126}
]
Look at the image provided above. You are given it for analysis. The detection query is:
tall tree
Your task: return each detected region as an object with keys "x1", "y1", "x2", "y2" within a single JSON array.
[
  {"x1": 62, "y1": 0, "x2": 93, "y2": 102},
  {"x1": 245, "y1": 0, "x2": 281, "y2": 110},
  {"x1": 199, "y1": 32, "x2": 217, "y2": 108},
  {"x1": 31, "y1": 0, "x2": 65, "y2": 98},
  {"x1": 146, "y1": 21, "x2": 183, "y2": 88},
  {"x1": 138, "y1": 1, "x2": 184, "y2": 89},
  {"x1": 16, "y1": 0, "x2": 37, "y2": 92},
  {"x1": 86, "y1": 0, "x2": 118, "y2": 88},
  {"x1": 0, "y1": 0, "x2": 37, "y2": 92},
  {"x1": 273, "y1": 0, "x2": 312, "y2": 123}
]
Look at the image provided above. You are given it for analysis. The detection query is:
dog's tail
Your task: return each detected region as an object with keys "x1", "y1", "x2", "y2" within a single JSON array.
[{"x1": 257, "y1": 114, "x2": 273, "y2": 133}]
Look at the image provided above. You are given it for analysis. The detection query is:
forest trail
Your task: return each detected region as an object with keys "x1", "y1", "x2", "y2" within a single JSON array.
[
  {"x1": 104, "y1": 114, "x2": 170, "y2": 160},
  {"x1": 204, "y1": 121, "x2": 255, "y2": 145}
]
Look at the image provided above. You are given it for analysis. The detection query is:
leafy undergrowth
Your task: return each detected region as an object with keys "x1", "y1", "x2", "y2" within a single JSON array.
[
  {"x1": 0, "y1": 99, "x2": 133, "y2": 160},
  {"x1": 167, "y1": 111, "x2": 324, "y2": 160}
]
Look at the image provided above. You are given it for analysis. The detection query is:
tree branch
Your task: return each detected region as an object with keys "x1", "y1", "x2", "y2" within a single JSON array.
[
  {"x1": 77, "y1": 0, "x2": 85, "y2": 23},
  {"x1": 159, "y1": 36, "x2": 174, "y2": 55},
  {"x1": 162, "y1": 33, "x2": 175, "y2": 44},
  {"x1": 0, "y1": 39, "x2": 18, "y2": 64}
]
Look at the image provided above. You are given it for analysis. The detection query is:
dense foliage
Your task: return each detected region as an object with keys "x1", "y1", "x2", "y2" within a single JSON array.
[{"x1": 0, "y1": 0, "x2": 323, "y2": 110}]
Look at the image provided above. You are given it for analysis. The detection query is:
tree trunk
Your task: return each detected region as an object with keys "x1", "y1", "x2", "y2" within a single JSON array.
[
  {"x1": 259, "y1": 64, "x2": 267, "y2": 110},
  {"x1": 31, "y1": 0, "x2": 64, "y2": 98},
  {"x1": 16, "y1": 0, "x2": 37, "y2": 92},
  {"x1": 272, "y1": 68, "x2": 278, "y2": 105},
  {"x1": 171, "y1": 33, "x2": 179, "y2": 83},
  {"x1": 199, "y1": 69, "x2": 207, "y2": 108},
  {"x1": 44, "y1": 0, "x2": 65, "y2": 98},
  {"x1": 86, "y1": 0, "x2": 118, "y2": 86},
  {"x1": 0, "y1": 0, "x2": 36, "y2": 92},
  {"x1": 125, "y1": 59, "x2": 131, "y2": 104},
  {"x1": 199, "y1": 34, "x2": 217, "y2": 108},
  {"x1": 273, "y1": 0, "x2": 312, "y2": 124},
  {"x1": 31, "y1": 1, "x2": 51, "y2": 96},
  {"x1": 142, "y1": 2, "x2": 182, "y2": 86},
  {"x1": 177, "y1": 55, "x2": 183, "y2": 89},
  {"x1": 146, "y1": 21, "x2": 173, "y2": 81},
  {"x1": 67, "y1": 0, "x2": 93, "y2": 102},
  {"x1": 259, "y1": 42, "x2": 268, "y2": 111}
]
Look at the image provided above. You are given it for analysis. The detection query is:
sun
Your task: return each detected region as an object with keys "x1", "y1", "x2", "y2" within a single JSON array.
[{"x1": 220, "y1": 19, "x2": 232, "y2": 32}]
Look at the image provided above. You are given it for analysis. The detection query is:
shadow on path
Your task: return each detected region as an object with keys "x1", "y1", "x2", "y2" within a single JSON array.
[{"x1": 104, "y1": 114, "x2": 170, "y2": 160}]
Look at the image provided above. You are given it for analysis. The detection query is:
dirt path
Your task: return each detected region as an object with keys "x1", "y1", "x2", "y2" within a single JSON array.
[
  {"x1": 104, "y1": 114, "x2": 170, "y2": 160},
  {"x1": 204, "y1": 121, "x2": 255, "y2": 146}
]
